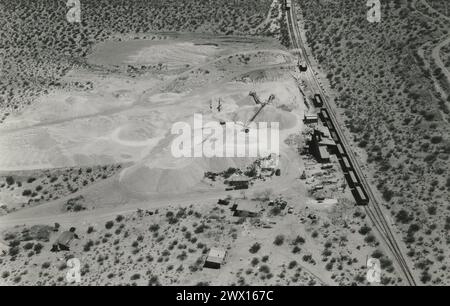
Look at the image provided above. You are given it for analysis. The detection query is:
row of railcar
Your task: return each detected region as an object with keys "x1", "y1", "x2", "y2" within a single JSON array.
[
  {"x1": 284, "y1": 0, "x2": 291, "y2": 10},
  {"x1": 319, "y1": 107, "x2": 369, "y2": 205}
]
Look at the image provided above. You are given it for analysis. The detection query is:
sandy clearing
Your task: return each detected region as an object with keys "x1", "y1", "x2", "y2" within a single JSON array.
[{"x1": 0, "y1": 35, "x2": 304, "y2": 201}]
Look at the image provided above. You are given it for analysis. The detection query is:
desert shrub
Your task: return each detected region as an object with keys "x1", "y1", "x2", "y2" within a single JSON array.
[
  {"x1": 358, "y1": 225, "x2": 371, "y2": 235},
  {"x1": 148, "y1": 275, "x2": 160, "y2": 286},
  {"x1": 194, "y1": 224, "x2": 209, "y2": 234},
  {"x1": 371, "y1": 250, "x2": 383, "y2": 259},
  {"x1": 420, "y1": 272, "x2": 431, "y2": 284},
  {"x1": 9, "y1": 246, "x2": 20, "y2": 256},
  {"x1": 395, "y1": 209, "x2": 413, "y2": 224},
  {"x1": 249, "y1": 243, "x2": 261, "y2": 254},
  {"x1": 259, "y1": 265, "x2": 270, "y2": 274},
  {"x1": 273, "y1": 235, "x2": 285, "y2": 246},
  {"x1": 302, "y1": 254, "x2": 312, "y2": 262},
  {"x1": 382, "y1": 188, "x2": 394, "y2": 201},
  {"x1": 251, "y1": 257, "x2": 259, "y2": 266},
  {"x1": 430, "y1": 136, "x2": 442, "y2": 144},
  {"x1": 23, "y1": 242, "x2": 34, "y2": 250},
  {"x1": 33, "y1": 243, "x2": 43, "y2": 253},
  {"x1": 83, "y1": 240, "x2": 94, "y2": 252},
  {"x1": 364, "y1": 234, "x2": 376, "y2": 244},
  {"x1": 294, "y1": 236, "x2": 305, "y2": 245},
  {"x1": 105, "y1": 221, "x2": 114, "y2": 229},
  {"x1": 6, "y1": 176, "x2": 15, "y2": 186},
  {"x1": 149, "y1": 224, "x2": 160, "y2": 232},
  {"x1": 427, "y1": 206, "x2": 437, "y2": 215},
  {"x1": 379, "y1": 257, "x2": 393, "y2": 269},
  {"x1": 22, "y1": 190, "x2": 32, "y2": 196},
  {"x1": 9, "y1": 240, "x2": 20, "y2": 247}
]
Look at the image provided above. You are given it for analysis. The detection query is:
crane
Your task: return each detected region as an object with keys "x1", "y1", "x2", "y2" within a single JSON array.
[{"x1": 243, "y1": 91, "x2": 275, "y2": 133}]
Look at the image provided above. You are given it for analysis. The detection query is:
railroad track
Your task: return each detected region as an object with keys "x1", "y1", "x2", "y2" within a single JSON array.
[{"x1": 286, "y1": 1, "x2": 417, "y2": 286}]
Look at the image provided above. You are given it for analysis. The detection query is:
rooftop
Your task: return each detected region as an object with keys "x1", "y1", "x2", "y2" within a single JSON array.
[
  {"x1": 206, "y1": 248, "x2": 227, "y2": 263},
  {"x1": 318, "y1": 146, "x2": 330, "y2": 159}
]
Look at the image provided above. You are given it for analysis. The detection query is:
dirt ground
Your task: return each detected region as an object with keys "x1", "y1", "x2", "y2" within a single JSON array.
[{"x1": 0, "y1": 33, "x2": 398, "y2": 286}]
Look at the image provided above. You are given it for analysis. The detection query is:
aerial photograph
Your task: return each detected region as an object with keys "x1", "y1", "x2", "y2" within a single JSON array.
[{"x1": 0, "y1": 0, "x2": 448, "y2": 290}]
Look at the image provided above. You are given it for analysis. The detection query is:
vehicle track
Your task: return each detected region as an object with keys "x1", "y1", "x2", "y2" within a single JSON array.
[{"x1": 286, "y1": 1, "x2": 417, "y2": 286}]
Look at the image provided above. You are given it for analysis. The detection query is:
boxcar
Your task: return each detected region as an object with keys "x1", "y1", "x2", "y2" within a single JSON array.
[
  {"x1": 339, "y1": 156, "x2": 352, "y2": 172},
  {"x1": 314, "y1": 94, "x2": 324, "y2": 107},
  {"x1": 353, "y1": 186, "x2": 369, "y2": 205},
  {"x1": 336, "y1": 144, "x2": 345, "y2": 157},
  {"x1": 330, "y1": 130, "x2": 339, "y2": 142},
  {"x1": 345, "y1": 170, "x2": 359, "y2": 188}
]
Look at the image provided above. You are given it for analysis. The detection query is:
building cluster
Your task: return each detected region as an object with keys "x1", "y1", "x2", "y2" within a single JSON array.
[{"x1": 303, "y1": 102, "x2": 369, "y2": 205}]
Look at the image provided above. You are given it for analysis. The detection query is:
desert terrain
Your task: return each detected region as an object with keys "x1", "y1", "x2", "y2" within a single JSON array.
[
  {"x1": 0, "y1": 30, "x2": 396, "y2": 286},
  {"x1": 0, "y1": 0, "x2": 447, "y2": 287},
  {"x1": 298, "y1": 0, "x2": 449, "y2": 285}
]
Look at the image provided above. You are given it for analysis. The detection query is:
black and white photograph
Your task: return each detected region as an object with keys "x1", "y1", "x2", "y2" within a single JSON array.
[{"x1": 0, "y1": 0, "x2": 448, "y2": 290}]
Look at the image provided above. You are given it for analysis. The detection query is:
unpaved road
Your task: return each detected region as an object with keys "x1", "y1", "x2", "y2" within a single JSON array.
[{"x1": 432, "y1": 35, "x2": 450, "y2": 85}]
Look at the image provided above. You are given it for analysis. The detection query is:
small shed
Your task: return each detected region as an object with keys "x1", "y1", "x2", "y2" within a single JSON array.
[
  {"x1": 231, "y1": 201, "x2": 260, "y2": 218},
  {"x1": 53, "y1": 230, "x2": 79, "y2": 251},
  {"x1": 204, "y1": 248, "x2": 227, "y2": 269},
  {"x1": 226, "y1": 175, "x2": 250, "y2": 190}
]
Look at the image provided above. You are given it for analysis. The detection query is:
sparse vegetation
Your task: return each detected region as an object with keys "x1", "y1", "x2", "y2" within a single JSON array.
[{"x1": 301, "y1": 0, "x2": 450, "y2": 285}]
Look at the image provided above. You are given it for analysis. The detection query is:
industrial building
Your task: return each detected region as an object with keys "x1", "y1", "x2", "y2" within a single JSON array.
[
  {"x1": 225, "y1": 175, "x2": 250, "y2": 190},
  {"x1": 231, "y1": 201, "x2": 260, "y2": 218},
  {"x1": 304, "y1": 114, "x2": 318, "y2": 124},
  {"x1": 317, "y1": 146, "x2": 331, "y2": 163},
  {"x1": 52, "y1": 228, "x2": 79, "y2": 251},
  {"x1": 318, "y1": 107, "x2": 370, "y2": 206},
  {"x1": 204, "y1": 248, "x2": 227, "y2": 269},
  {"x1": 309, "y1": 126, "x2": 336, "y2": 163}
]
